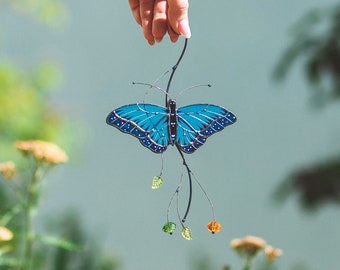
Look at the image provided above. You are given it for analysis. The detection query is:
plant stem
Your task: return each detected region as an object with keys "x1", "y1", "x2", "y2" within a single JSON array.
[
  {"x1": 242, "y1": 256, "x2": 253, "y2": 270},
  {"x1": 0, "y1": 203, "x2": 23, "y2": 226},
  {"x1": 22, "y1": 163, "x2": 41, "y2": 270}
]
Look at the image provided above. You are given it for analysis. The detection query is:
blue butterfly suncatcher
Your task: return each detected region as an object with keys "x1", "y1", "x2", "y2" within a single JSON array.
[
  {"x1": 106, "y1": 38, "x2": 237, "y2": 238},
  {"x1": 106, "y1": 100, "x2": 236, "y2": 154}
]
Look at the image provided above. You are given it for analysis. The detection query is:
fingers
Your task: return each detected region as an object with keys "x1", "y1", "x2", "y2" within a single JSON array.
[
  {"x1": 128, "y1": 0, "x2": 191, "y2": 45},
  {"x1": 128, "y1": 0, "x2": 142, "y2": 25},
  {"x1": 152, "y1": 0, "x2": 168, "y2": 43},
  {"x1": 167, "y1": 0, "x2": 191, "y2": 39},
  {"x1": 129, "y1": 0, "x2": 156, "y2": 45},
  {"x1": 167, "y1": 23, "x2": 179, "y2": 43},
  {"x1": 139, "y1": 0, "x2": 157, "y2": 45}
]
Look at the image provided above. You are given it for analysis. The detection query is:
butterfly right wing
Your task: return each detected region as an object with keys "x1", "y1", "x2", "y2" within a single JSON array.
[
  {"x1": 106, "y1": 103, "x2": 170, "y2": 153},
  {"x1": 176, "y1": 104, "x2": 237, "y2": 154}
]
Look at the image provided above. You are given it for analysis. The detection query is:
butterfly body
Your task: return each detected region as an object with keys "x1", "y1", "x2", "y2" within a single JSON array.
[
  {"x1": 106, "y1": 99, "x2": 236, "y2": 154},
  {"x1": 168, "y1": 99, "x2": 178, "y2": 145}
]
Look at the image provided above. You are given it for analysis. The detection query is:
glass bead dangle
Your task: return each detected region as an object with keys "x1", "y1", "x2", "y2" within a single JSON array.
[
  {"x1": 162, "y1": 222, "x2": 176, "y2": 234},
  {"x1": 207, "y1": 221, "x2": 222, "y2": 234},
  {"x1": 151, "y1": 176, "x2": 163, "y2": 189},
  {"x1": 181, "y1": 227, "x2": 193, "y2": 240}
]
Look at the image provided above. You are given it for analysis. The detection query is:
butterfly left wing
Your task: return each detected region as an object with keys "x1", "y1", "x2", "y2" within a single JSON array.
[
  {"x1": 106, "y1": 103, "x2": 170, "y2": 153},
  {"x1": 176, "y1": 104, "x2": 237, "y2": 154}
]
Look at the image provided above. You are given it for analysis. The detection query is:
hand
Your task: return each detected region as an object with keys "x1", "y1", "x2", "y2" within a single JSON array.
[{"x1": 128, "y1": 0, "x2": 191, "y2": 45}]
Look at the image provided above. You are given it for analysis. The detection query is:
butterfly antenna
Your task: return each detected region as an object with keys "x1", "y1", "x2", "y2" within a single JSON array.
[
  {"x1": 176, "y1": 84, "x2": 212, "y2": 99},
  {"x1": 132, "y1": 81, "x2": 166, "y2": 93},
  {"x1": 153, "y1": 70, "x2": 170, "y2": 85},
  {"x1": 165, "y1": 38, "x2": 188, "y2": 106},
  {"x1": 132, "y1": 82, "x2": 170, "y2": 103},
  {"x1": 141, "y1": 70, "x2": 171, "y2": 102}
]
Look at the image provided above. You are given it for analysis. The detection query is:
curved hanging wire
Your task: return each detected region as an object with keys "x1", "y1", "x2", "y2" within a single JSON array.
[
  {"x1": 164, "y1": 38, "x2": 216, "y2": 225},
  {"x1": 165, "y1": 38, "x2": 188, "y2": 106},
  {"x1": 163, "y1": 38, "x2": 199, "y2": 223}
]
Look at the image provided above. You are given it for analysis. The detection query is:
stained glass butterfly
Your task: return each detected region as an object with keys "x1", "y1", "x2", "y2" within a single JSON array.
[
  {"x1": 106, "y1": 99, "x2": 236, "y2": 153},
  {"x1": 106, "y1": 38, "x2": 236, "y2": 239}
]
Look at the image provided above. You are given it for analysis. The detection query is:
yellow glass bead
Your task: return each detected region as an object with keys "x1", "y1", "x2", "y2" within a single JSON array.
[
  {"x1": 181, "y1": 227, "x2": 193, "y2": 240},
  {"x1": 207, "y1": 221, "x2": 222, "y2": 234},
  {"x1": 151, "y1": 176, "x2": 163, "y2": 189}
]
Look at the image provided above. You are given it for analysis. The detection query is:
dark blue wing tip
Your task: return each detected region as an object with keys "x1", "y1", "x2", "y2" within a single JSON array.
[
  {"x1": 224, "y1": 110, "x2": 237, "y2": 123},
  {"x1": 229, "y1": 112, "x2": 237, "y2": 123},
  {"x1": 106, "y1": 112, "x2": 116, "y2": 125}
]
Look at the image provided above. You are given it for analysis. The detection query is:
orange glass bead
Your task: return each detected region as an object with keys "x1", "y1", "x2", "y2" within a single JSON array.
[{"x1": 207, "y1": 221, "x2": 222, "y2": 234}]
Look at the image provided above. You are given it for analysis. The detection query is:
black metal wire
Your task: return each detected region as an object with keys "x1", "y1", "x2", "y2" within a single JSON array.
[
  {"x1": 175, "y1": 144, "x2": 192, "y2": 222},
  {"x1": 164, "y1": 38, "x2": 193, "y2": 223},
  {"x1": 165, "y1": 38, "x2": 188, "y2": 106}
]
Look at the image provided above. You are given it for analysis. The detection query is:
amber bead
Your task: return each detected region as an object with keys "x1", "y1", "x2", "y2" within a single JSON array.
[{"x1": 207, "y1": 221, "x2": 222, "y2": 234}]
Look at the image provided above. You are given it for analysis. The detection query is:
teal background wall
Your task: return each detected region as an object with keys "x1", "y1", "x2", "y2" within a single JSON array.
[{"x1": 2, "y1": 1, "x2": 340, "y2": 269}]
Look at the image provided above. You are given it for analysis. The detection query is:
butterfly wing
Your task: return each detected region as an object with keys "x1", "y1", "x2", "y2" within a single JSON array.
[
  {"x1": 176, "y1": 104, "x2": 237, "y2": 153},
  {"x1": 106, "y1": 103, "x2": 169, "y2": 153}
]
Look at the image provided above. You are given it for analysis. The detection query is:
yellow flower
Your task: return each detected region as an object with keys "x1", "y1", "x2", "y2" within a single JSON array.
[
  {"x1": 0, "y1": 161, "x2": 17, "y2": 180},
  {"x1": 15, "y1": 140, "x2": 68, "y2": 165},
  {"x1": 0, "y1": 227, "x2": 13, "y2": 242},
  {"x1": 230, "y1": 236, "x2": 266, "y2": 256},
  {"x1": 265, "y1": 245, "x2": 283, "y2": 262}
]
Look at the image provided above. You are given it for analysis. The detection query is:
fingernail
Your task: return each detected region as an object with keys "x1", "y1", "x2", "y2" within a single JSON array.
[
  {"x1": 155, "y1": 37, "x2": 163, "y2": 43},
  {"x1": 178, "y1": 20, "x2": 191, "y2": 38},
  {"x1": 148, "y1": 39, "x2": 155, "y2": 46}
]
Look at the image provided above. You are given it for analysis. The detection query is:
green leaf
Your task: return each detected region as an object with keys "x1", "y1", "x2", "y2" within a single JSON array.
[
  {"x1": 0, "y1": 203, "x2": 24, "y2": 226},
  {"x1": 34, "y1": 233, "x2": 84, "y2": 251},
  {"x1": 0, "y1": 257, "x2": 20, "y2": 267}
]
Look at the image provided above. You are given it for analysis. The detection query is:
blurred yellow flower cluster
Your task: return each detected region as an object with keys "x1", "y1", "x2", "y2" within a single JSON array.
[
  {"x1": 264, "y1": 245, "x2": 283, "y2": 262},
  {"x1": 15, "y1": 140, "x2": 68, "y2": 165},
  {"x1": 0, "y1": 140, "x2": 70, "y2": 268},
  {"x1": 231, "y1": 236, "x2": 266, "y2": 256},
  {"x1": 0, "y1": 161, "x2": 17, "y2": 180},
  {"x1": 231, "y1": 235, "x2": 282, "y2": 263},
  {"x1": 0, "y1": 227, "x2": 13, "y2": 242}
]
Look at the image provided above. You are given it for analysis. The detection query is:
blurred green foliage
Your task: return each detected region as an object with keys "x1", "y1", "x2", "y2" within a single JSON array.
[
  {"x1": 0, "y1": 1, "x2": 120, "y2": 269},
  {"x1": 33, "y1": 211, "x2": 120, "y2": 270},
  {"x1": 0, "y1": 0, "x2": 72, "y2": 160},
  {"x1": 274, "y1": 3, "x2": 340, "y2": 107},
  {"x1": 0, "y1": 61, "x2": 72, "y2": 162},
  {"x1": 274, "y1": 156, "x2": 340, "y2": 211},
  {"x1": 4, "y1": 0, "x2": 67, "y2": 27},
  {"x1": 273, "y1": 3, "x2": 340, "y2": 211}
]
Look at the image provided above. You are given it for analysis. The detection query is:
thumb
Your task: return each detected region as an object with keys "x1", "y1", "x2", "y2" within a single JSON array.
[{"x1": 167, "y1": 0, "x2": 191, "y2": 38}]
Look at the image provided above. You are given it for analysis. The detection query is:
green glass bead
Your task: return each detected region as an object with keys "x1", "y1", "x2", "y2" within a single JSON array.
[
  {"x1": 181, "y1": 227, "x2": 193, "y2": 240},
  {"x1": 151, "y1": 176, "x2": 163, "y2": 189},
  {"x1": 162, "y1": 222, "x2": 176, "y2": 234}
]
